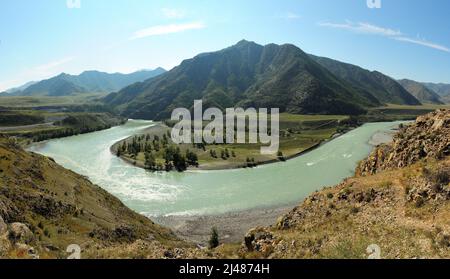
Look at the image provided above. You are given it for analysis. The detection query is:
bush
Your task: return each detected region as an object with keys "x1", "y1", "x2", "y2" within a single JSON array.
[{"x1": 209, "y1": 227, "x2": 219, "y2": 249}]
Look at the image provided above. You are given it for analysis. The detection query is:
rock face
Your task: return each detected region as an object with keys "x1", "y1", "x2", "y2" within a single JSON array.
[{"x1": 357, "y1": 109, "x2": 449, "y2": 176}]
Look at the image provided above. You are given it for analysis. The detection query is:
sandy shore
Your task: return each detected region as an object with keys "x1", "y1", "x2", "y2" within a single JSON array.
[{"x1": 153, "y1": 205, "x2": 294, "y2": 246}]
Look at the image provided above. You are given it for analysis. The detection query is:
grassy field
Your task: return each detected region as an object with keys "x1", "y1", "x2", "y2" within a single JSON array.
[
  {"x1": 113, "y1": 113, "x2": 351, "y2": 171},
  {"x1": 0, "y1": 93, "x2": 107, "y2": 108},
  {"x1": 364, "y1": 103, "x2": 450, "y2": 122}
]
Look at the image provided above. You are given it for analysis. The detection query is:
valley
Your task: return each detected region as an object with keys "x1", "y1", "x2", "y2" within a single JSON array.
[{"x1": 1, "y1": 38, "x2": 449, "y2": 259}]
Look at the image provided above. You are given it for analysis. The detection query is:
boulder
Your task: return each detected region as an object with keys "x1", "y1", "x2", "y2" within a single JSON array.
[{"x1": 8, "y1": 223, "x2": 34, "y2": 244}]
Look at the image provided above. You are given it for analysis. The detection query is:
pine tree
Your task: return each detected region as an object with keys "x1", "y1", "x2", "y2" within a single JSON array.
[{"x1": 208, "y1": 227, "x2": 219, "y2": 249}]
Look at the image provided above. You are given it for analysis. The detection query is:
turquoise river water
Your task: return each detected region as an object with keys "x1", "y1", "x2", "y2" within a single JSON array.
[{"x1": 29, "y1": 120, "x2": 401, "y2": 217}]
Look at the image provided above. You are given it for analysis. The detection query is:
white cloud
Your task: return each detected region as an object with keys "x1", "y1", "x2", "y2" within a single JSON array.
[
  {"x1": 286, "y1": 12, "x2": 301, "y2": 20},
  {"x1": 319, "y1": 21, "x2": 449, "y2": 53},
  {"x1": 394, "y1": 37, "x2": 450, "y2": 53},
  {"x1": 130, "y1": 22, "x2": 205, "y2": 40},
  {"x1": 162, "y1": 8, "x2": 186, "y2": 19},
  {"x1": 318, "y1": 21, "x2": 401, "y2": 37},
  {"x1": 34, "y1": 56, "x2": 75, "y2": 72}
]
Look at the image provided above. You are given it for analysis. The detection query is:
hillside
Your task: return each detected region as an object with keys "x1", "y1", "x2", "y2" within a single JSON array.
[
  {"x1": 9, "y1": 68, "x2": 166, "y2": 97},
  {"x1": 398, "y1": 79, "x2": 443, "y2": 104},
  {"x1": 310, "y1": 55, "x2": 421, "y2": 106},
  {"x1": 0, "y1": 136, "x2": 206, "y2": 259},
  {"x1": 423, "y1": 83, "x2": 450, "y2": 104},
  {"x1": 236, "y1": 110, "x2": 450, "y2": 259},
  {"x1": 105, "y1": 40, "x2": 383, "y2": 120}
]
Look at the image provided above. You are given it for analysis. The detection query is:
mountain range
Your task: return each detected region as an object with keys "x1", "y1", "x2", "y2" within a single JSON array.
[
  {"x1": 422, "y1": 82, "x2": 450, "y2": 103},
  {"x1": 4, "y1": 68, "x2": 166, "y2": 97},
  {"x1": 2, "y1": 40, "x2": 449, "y2": 117},
  {"x1": 397, "y1": 79, "x2": 444, "y2": 104},
  {"x1": 104, "y1": 40, "x2": 436, "y2": 120}
]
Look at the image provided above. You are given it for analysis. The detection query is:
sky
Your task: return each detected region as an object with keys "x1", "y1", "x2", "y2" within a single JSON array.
[{"x1": 1, "y1": 0, "x2": 450, "y2": 91}]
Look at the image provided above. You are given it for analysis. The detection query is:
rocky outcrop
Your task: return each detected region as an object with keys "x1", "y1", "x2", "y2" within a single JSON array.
[
  {"x1": 357, "y1": 109, "x2": 449, "y2": 176},
  {"x1": 9, "y1": 223, "x2": 34, "y2": 244},
  {"x1": 239, "y1": 110, "x2": 450, "y2": 259}
]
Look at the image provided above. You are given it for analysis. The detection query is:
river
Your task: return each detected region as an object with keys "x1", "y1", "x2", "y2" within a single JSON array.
[{"x1": 29, "y1": 120, "x2": 401, "y2": 217}]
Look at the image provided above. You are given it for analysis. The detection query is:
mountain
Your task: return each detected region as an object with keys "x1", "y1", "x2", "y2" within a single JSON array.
[
  {"x1": 10, "y1": 68, "x2": 166, "y2": 97},
  {"x1": 105, "y1": 40, "x2": 384, "y2": 120},
  {"x1": 422, "y1": 82, "x2": 450, "y2": 103},
  {"x1": 422, "y1": 82, "x2": 450, "y2": 97},
  {"x1": 3, "y1": 81, "x2": 37, "y2": 94},
  {"x1": 310, "y1": 55, "x2": 421, "y2": 106},
  {"x1": 13, "y1": 74, "x2": 88, "y2": 97},
  {"x1": 398, "y1": 79, "x2": 444, "y2": 104}
]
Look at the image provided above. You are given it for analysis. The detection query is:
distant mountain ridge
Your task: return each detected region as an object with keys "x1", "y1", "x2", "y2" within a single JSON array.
[
  {"x1": 422, "y1": 82, "x2": 450, "y2": 97},
  {"x1": 398, "y1": 79, "x2": 444, "y2": 104},
  {"x1": 422, "y1": 82, "x2": 450, "y2": 103},
  {"x1": 104, "y1": 40, "x2": 427, "y2": 120},
  {"x1": 7, "y1": 68, "x2": 166, "y2": 97},
  {"x1": 4, "y1": 81, "x2": 37, "y2": 94},
  {"x1": 104, "y1": 40, "x2": 387, "y2": 119}
]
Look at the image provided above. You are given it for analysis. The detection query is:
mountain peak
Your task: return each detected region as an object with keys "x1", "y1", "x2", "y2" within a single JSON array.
[{"x1": 234, "y1": 39, "x2": 259, "y2": 47}]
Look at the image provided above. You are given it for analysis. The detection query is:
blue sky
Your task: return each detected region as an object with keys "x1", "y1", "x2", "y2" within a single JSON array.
[{"x1": 1, "y1": 0, "x2": 449, "y2": 91}]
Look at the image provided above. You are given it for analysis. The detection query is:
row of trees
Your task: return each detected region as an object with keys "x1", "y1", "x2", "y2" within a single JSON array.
[
  {"x1": 209, "y1": 148, "x2": 236, "y2": 160},
  {"x1": 143, "y1": 146, "x2": 199, "y2": 172},
  {"x1": 119, "y1": 133, "x2": 172, "y2": 157}
]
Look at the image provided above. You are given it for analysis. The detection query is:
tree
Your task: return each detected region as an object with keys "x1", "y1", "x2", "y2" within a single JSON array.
[
  {"x1": 208, "y1": 227, "x2": 219, "y2": 249},
  {"x1": 221, "y1": 149, "x2": 227, "y2": 160},
  {"x1": 145, "y1": 152, "x2": 156, "y2": 170},
  {"x1": 186, "y1": 149, "x2": 199, "y2": 167},
  {"x1": 277, "y1": 151, "x2": 285, "y2": 161},
  {"x1": 210, "y1": 149, "x2": 217, "y2": 158}
]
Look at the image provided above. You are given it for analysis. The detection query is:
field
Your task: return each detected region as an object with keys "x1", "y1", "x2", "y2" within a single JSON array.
[
  {"x1": 0, "y1": 93, "x2": 106, "y2": 108},
  {"x1": 364, "y1": 104, "x2": 450, "y2": 122}
]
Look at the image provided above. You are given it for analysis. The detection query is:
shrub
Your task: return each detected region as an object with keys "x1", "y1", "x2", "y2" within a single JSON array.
[{"x1": 209, "y1": 227, "x2": 219, "y2": 249}]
